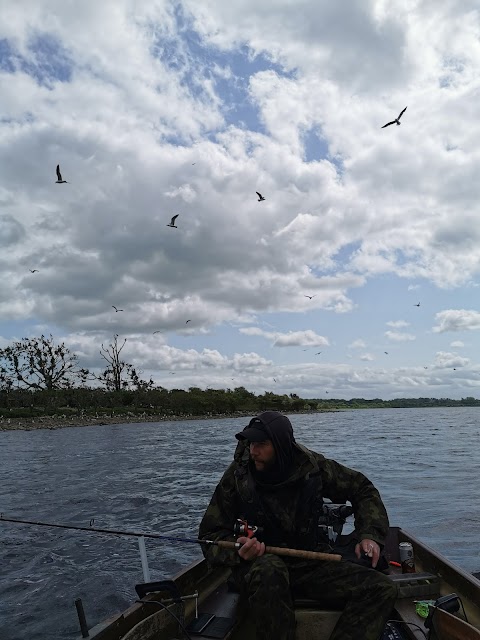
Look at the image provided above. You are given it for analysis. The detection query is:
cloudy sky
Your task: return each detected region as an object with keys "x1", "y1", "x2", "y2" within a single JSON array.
[{"x1": 1, "y1": 0, "x2": 480, "y2": 400}]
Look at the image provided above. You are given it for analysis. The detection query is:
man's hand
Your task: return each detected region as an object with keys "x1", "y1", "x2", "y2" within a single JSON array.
[
  {"x1": 355, "y1": 538, "x2": 380, "y2": 568},
  {"x1": 237, "y1": 536, "x2": 266, "y2": 561}
]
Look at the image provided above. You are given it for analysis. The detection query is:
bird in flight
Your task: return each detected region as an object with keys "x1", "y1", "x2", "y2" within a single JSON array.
[
  {"x1": 112, "y1": 306, "x2": 123, "y2": 312},
  {"x1": 185, "y1": 319, "x2": 191, "y2": 324},
  {"x1": 304, "y1": 295, "x2": 316, "y2": 300},
  {"x1": 55, "y1": 164, "x2": 68, "y2": 183},
  {"x1": 315, "y1": 352, "x2": 322, "y2": 355},
  {"x1": 424, "y1": 366, "x2": 428, "y2": 369},
  {"x1": 167, "y1": 214, "x2": 179, "y2": 228},
  {"x1": 384, "y1": 351, "x2": 389, "y2": 355},
  {"x1": 414, "y1": 302, "x2": 420, "y2": 307},
  {"x1": 256, "y1": 192, "x2": 266, "y2": 202},
  {"x1": 381, "y1": 107, "x2": 407, "y2": 128},
  {"x1": 29, "y1": 269, "x2": 39, "y2": 273},
  {"x1": 153, "y1": 330, "x2": 162, "y2": 334}
]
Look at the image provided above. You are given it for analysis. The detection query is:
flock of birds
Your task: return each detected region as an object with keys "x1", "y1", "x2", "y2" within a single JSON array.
[{"x1": 25, "y1": 105, "x2": 451, "y2": 383}]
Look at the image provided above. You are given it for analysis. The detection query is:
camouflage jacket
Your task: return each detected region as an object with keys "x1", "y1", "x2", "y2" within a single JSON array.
[{"x1": 198, "y1": 440, "x2": 390, "y2": 567}]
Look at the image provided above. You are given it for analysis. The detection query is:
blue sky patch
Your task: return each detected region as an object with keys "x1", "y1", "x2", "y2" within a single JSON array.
[
  {"x1": 0, "y1": 39, "x2": 17, "y2": 73},
  {"x1": 0, "y1": 34, "x2": 73, "y2": 86},
  {"x1": 150, "y1": 4, "x2": 296, "y2": 138}
]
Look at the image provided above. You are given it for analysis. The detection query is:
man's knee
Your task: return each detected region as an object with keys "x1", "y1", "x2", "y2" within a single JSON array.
[
  {"x1": 367, "y1": 572, "x2": 398, "y2": 605},
  {"x1": 244, "y1": 554, "x2": 290, "y2": 592}
]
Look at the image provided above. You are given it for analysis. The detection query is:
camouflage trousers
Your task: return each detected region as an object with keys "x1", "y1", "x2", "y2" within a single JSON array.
[{"x1": 231, "y1": 554, "x2": 398, "y2": 640}]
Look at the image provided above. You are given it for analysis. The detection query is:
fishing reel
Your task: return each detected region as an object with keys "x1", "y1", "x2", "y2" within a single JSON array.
[{"x1": 233, "y1": 518, "x2": 262, "y2": 539}]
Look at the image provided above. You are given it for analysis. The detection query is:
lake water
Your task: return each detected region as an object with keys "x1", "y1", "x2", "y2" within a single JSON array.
[{"x1": 0, "y1": 408, "x2": 479, "y2": 639}]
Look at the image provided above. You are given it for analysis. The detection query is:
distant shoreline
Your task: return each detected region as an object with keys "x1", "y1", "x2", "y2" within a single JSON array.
[{"x1": 0, "y1": 409, "x2": 337, "y2": 432}]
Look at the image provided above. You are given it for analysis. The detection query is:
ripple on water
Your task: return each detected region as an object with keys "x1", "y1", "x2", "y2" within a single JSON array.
[{"x1": 0, "y1": 408, "x2": 479, "y2": 640}]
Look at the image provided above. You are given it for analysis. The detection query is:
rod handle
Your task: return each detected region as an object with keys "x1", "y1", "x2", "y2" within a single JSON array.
[{"x1": 216, "y1": 540, "x2": 341, "y2": 562}]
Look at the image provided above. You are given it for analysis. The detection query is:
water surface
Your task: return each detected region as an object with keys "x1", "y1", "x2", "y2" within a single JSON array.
[{"x1": 1, "y1": 408, "x2": 479, "y2": 639}]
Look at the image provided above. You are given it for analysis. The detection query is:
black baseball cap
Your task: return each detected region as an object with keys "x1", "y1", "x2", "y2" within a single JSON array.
[{"x1": 235, "y1": 417, "x2": 270, "y2": 442}]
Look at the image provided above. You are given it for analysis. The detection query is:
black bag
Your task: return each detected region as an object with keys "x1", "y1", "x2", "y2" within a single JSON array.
[{"x1": 381, "y1": 622, "x2": 409, "y2": 639}]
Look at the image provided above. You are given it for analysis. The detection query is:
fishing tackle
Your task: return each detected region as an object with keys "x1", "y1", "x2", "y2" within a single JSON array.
[
  {"x1": 0, "y1": 514, "x2": 340, "y2": 562},
  {"x1": 233, "y1": 518, "x2": 260, "y2": 539}
]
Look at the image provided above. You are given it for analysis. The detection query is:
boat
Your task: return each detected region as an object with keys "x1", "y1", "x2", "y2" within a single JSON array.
[{"x1": 76, "y1": 525, "x2": 480, "y2": 640}]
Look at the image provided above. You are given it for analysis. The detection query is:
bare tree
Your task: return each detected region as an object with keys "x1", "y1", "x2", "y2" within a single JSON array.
[
  {"x1": 0, "y1": 334, "x2": 89, "y2": 390},
  {"x1": 97, "y1": 334, "x2": 155, "y2": 391}
]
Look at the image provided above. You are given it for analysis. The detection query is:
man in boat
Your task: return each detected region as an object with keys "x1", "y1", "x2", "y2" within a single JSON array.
[{"x1": 198, "y1": 410, "x2": 398, "y2": 640}]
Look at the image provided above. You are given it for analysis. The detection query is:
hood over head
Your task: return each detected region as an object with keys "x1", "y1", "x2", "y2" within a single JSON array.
[{"x1": 235, "y1": 411, "x2": 296, "y2": 482}]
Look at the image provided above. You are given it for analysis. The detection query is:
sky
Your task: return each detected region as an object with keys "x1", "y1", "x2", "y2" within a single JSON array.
[{"x1": 1, "y1": 0, "x2": 480, "y2": 400}]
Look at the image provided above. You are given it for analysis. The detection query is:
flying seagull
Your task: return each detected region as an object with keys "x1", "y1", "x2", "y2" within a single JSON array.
[
  {"x1": 112, "y1": 306, "x2": 123, "y2": 312},
  {"x1": 167, "y1": 214, "x2": 179, "y2": 228},
  {"x1": 315, "y1": 352, "x2": 322, "y2": 355},
  {"x1": 153, "y1": 330, "x2": 162, "y2": 334},
  {"x1": 381, "y1": 107, "x2": 407, "y2": 128},
  {"x1": 55, "y1": 164, "x2": 68, "y2": 183},
  {"x1": 414, "y1": 302, "x2": 420, "y2": 307},
  {"x1": 384, "y1": 351, "x2": 389, "y2": 355},
  {"x1": 185, "y1": 319, "x2": 191, "y2": 324},
  {"x1": 29, "y1": 269, "x2": 39, "y2": 273},
  {"x1": 256, "y1": 191, "x2": 266, "y2": 202},
  {"x1": 304, "y1": 295, "x2": 316, "y2": 300}
]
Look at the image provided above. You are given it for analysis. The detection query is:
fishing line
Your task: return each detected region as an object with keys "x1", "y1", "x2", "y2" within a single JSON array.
[{"x1": 0, "y1": 515, "x2": 208, "y2": 546}]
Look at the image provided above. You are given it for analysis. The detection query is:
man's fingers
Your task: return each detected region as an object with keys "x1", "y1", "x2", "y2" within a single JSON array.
[{"x1": 237, "y1": 536, "x2": 264, "y2": 560}]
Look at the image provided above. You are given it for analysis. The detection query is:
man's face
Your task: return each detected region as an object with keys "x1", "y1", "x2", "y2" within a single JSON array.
[{"x1": 249, "y1": 439, "x2": 276, "y2": 471}]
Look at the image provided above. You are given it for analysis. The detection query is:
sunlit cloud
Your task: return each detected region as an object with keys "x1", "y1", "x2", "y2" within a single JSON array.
[
  {"x1": 384, "y1": 331, "x2": 416, "y2": 342},
  {"x1": 433, "y1": 310, "x2": 480, "y2": 333}
]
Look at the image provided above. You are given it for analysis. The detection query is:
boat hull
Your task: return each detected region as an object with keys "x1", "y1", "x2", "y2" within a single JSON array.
[{"x1": 81, "y1": 527, "x2": 480, "y2": 640}]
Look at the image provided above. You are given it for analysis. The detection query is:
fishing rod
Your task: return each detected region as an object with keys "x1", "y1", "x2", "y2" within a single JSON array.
[{"x1": 0, "y1": 514, "x2": 341, "y2": 562}]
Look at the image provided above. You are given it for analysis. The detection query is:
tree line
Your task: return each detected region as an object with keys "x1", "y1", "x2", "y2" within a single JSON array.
[{"x1": 0, "y1": 335, "x2": 479, "y2": 420}]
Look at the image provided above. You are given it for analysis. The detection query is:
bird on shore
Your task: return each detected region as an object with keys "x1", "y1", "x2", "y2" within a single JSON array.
[
  {"x1": 381, "y1": 107, "x2": 407, "y2": 128},
  {"x1": 167, "y1": 214, "x2": 179, "y2": 228},
  {"x1": 256, "y1": 191, "x2": 266, "y2": 201},
  {"x1": 304, "y1": 294, "x2": 316, "y2": 300},
  {"x1": 29, "y1": 269, "x2": 39, "y2": 273},
  {"x1": 55, "y1": 164, "x2": 68, "y2": 183},
  {"x1": 112, "y1": 306, "x2": 123, "y2": 312}
]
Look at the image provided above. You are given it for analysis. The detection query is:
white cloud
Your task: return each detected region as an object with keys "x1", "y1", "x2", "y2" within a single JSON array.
[
  {"x1": 433, "y1": 310, "x2": 480, "y2": 333},
  {"x1": 450, "y1": 340, "x2": 464, "y2": 348},
  {"x1": 349, "y1": 339, "x2": 366, "y2": 349},
  {"x1": 240, "y1": 327, "x2": 329, "y2": 348},
  {"x1": 359, "y1": 353, "x2": 374, "y2": 361},
  {"x1": 433, "y1": 351, "x2": 470, "y2": 369},
  {"x1": 384, "y1": 331, "x2": 416, "y2": 342},
  {"x1": 386, "y1": 320, "x2": 409, "y2": 328}
]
